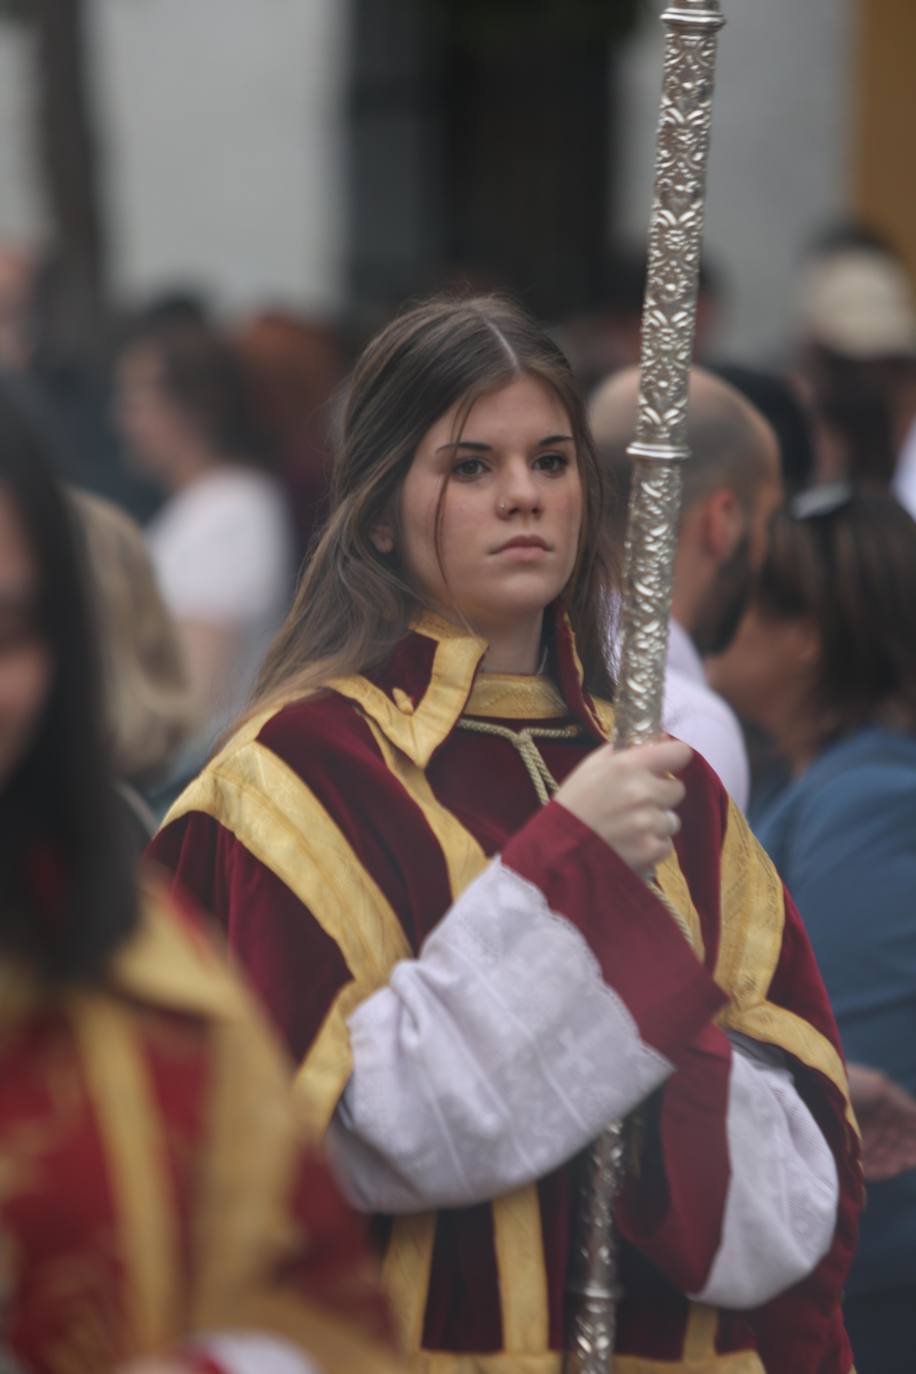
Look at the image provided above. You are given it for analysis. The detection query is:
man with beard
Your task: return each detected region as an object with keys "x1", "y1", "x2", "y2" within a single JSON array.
[{"x1": 590, "y1": 366, "x2": 782, "y2": 809}]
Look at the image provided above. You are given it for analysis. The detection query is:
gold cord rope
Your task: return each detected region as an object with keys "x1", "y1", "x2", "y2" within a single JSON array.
[
  {"x1": 459, "y1": 714, "x2": 693, "y2": 944},
  {"x1": 457, "y1": 717, "x2": 582, "y2": 806}
]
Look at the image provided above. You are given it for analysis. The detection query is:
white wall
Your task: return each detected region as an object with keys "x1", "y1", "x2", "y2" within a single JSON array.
[
  {"x1": 88, "y1": 0, "x2": 350, "y2": 315},
  {"x1": 616, "y1": 0, "x2": 855, "y2": 363},
  {"x1": 0, "y1": 19, "x2": 45, "y2": 243}
]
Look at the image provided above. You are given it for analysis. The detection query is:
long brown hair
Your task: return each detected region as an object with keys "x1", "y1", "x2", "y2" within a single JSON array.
[{"x1": 254, "y1": 294, "x2": 618, "y2": 712}]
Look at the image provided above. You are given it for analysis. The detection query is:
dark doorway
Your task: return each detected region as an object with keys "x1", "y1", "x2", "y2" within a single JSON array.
[{"x1": 347, "y1": 0, "x2": 640, "y2": 336}]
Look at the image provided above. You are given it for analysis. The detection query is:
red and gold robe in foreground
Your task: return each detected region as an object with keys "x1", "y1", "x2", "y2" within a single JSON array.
[
  {"x1": 0, "y1": 879, "x2": 398, "y2": 1374},
  {"x1": 150, "y1": 609, "x2": 862, "y2": 1374}
]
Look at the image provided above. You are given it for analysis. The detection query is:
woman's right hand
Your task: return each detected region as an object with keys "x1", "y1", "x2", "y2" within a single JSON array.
[{"x1": 554, "y1": 737, "x2": 692, "y2": 873}]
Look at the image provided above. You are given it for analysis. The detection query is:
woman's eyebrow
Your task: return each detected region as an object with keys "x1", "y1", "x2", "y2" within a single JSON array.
[
  {"x1": 435, "y1": 440, "x2": 491, "y2": 454},
  {"x1": 435, "y1": 434, "x2": 574, "y2": 454}
]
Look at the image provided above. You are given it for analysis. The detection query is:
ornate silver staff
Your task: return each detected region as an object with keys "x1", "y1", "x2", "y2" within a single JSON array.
[{"x1": 564, "y1": 3, "x2": 725, "y2": 1370}]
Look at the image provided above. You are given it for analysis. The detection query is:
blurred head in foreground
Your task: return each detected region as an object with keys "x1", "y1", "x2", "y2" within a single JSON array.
[
  {"x1": 69, "y1": 488, "x2": 195, "y2": 787},
  {"x1": 0, "y1": 381, "x2": 137, "y2": 980}
]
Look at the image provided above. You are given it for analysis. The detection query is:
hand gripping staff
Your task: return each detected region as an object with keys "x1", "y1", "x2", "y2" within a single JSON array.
[{"x1": 563, "y1": 4, "x2": 726, "y2": 1370}]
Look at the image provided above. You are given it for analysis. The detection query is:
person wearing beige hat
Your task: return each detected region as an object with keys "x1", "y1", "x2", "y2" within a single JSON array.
[{"x1": 798, "y1": 238, "x2": 916, "y2": 516}]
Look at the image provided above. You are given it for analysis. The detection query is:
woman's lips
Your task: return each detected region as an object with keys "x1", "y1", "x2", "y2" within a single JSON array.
[{"x1": 491, "y1": 536, "x2": 550, "y2": 557}]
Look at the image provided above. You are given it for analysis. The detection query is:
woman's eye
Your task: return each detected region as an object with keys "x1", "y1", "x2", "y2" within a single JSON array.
[
  {"x1": 452, "y1": 458, "x2": 487, "y2": 480},
  {"x1": 535, "y1": 452, "x2": 570, "y2": 474}
]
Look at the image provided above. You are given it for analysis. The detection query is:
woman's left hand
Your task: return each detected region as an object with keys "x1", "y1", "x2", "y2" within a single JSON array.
[{"x1": 847, "y1": 1063, "x2": 916, "y2": 1181}]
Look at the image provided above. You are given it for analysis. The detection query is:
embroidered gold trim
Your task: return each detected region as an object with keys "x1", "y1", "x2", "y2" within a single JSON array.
[
  {"x1": 655, "y1": 852, "x2": 706, "y2": 962},
  {"x1": 363, "y1": 720, "x2": 490, "y2": 901},
  {"x1": 164, "y1": 742, "x2": 411, "y2": 984},
  {"x1": 293, "y1": 981, "x2": 365, "y2": 1136},
  {"x1": 491, "y1": 1183, "x2": 551, "y2": 1353},
  {"x1": 723, "y1": 1001, "x2": 859, "y2": 1135},
  {"x1": 557, "y1": 610, "x2": 607, "y2": 739},
  {"x1": 112, "y1": 881, "x2": 244, "y2": 1020},
  {"x1": 72, "y1": 995, "x2": 179, "y2": 1351},
  {"x1": 715, "y1": 801, "x2": 784, "y2": 1009},
  {"x1": 683, "y1": 1303, "x2": 718, "y2": 1359},
  {"x1": 465, "y1": 674, "x2": 568, "y2": 720},
  {"x1": 190, "y1": 990, "x2": 299, "y2": 1332},
  {"x1": 363, "y1": 715, "x2": 550, "y2": 1354},
  {"x1": 331, "y1": 627, "x2": 487, "y2": 770},
  {"x1": 383, "y1": 1212, "x2": 438, "y2": 1352},
  {"x1": 715, "y1": 801, "x2": 857, "y2": 1134}
]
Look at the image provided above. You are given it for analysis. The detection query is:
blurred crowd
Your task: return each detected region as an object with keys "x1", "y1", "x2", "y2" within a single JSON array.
[{"x1": 2, "y1": 216, "x2": 916, "y2": 1373}]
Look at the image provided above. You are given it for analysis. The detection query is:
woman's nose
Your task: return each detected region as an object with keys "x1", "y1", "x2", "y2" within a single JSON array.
[{"x1": 497, "y1": 463, "x2": 542, "y2": 516}]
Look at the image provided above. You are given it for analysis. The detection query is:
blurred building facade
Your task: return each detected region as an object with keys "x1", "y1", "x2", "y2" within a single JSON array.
[{"x1": 0, "y1": 0, "x2": 911, "y2": 360}]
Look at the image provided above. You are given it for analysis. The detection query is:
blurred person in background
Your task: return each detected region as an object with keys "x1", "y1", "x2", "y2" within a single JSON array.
[
  {"x1": 0, "y1": 376, "x2": 399, "y2": 1374},
  {"x1": 558, "y1": 247, "x2": 724, "y2": 394},
  {"x1": 710, "y1": 365, "x2": 817, "y2": 809},
  {"x1": 708, "y1": 484, "x2": 916, "y2": 1374},
  {"x1": 590, "y1": 366, "x2": 783, "y2": 809},
  {"x1": 0, "y1": 242, "x2": 38, "y2": 372},
  {"x1": 714, "y1": 364, "x2": 816, "y2": 497},
  {"x1": 70, "y1": 489, "x2": 196, "y2": 841},
  {"x1": 0, "y1": 241, "x2": 162, "y2": 522},
  {"x1": 115, "y1": 315, "x2": 294, "y2": 748},
  {"x1": 797, "y1": 228, "x2": 916, "y2": 511},
  {"x1": 234, "y1": 310, "x2": 344, "y2": 562}
]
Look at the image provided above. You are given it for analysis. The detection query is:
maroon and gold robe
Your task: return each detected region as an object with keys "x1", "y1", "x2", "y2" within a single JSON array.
[
  {"x1": 150, "y1": 609, "x2": 862, "y2": 1373},
  {"x1": 0, "y1": 879, "x2": 398, "y2": 1374}
]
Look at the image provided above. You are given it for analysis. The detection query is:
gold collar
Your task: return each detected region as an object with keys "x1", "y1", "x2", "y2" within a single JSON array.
[{"x1": 329, "y1": 609, "x2": 612, "y2": 768}]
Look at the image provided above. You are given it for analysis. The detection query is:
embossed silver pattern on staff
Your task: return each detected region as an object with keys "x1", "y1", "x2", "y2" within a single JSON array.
[{"x1": 564, "y1": 4, "x2": 725, "y2": 1370}]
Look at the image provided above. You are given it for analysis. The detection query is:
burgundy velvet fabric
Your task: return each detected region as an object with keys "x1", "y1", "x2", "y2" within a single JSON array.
[{"x1": 147, "y1": 620, "x2": 860, "y2": 1371}]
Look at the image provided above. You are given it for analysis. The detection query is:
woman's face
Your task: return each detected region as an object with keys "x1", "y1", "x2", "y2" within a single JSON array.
[
  {"x1": 392, "y1": 375, "x2": 583, "y2": 639},
  {"x1": 0, "y1": 487, "x2": 52, "y2": 791},
  {"x1": 115, "y1": 343, "x2": 191, "y2": 486},
  {"x1": 706, "y1": 604, "x2": 818, "y2": 744}
]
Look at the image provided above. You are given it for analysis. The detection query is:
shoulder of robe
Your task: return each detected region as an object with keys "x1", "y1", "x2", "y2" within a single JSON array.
[{"x1": 108, "y1": 874, "x2": 252, "y2": 1022}]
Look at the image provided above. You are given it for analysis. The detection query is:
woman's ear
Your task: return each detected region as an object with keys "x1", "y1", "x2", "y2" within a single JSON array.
[
  {"x1": 370, "y1": 522, "x2": 395, "y2": 555},
  {"x1": 701, "y1": 486, "x2": 744, "y2": 561}
]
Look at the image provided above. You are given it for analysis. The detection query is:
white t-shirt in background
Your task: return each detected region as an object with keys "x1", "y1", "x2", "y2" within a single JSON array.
[
  {"x1": 664, "y1": 618, "x2": 750, "y2": 810},
  {"x1": 148, "y1": 466, "x2": 295, "y2": 734}
]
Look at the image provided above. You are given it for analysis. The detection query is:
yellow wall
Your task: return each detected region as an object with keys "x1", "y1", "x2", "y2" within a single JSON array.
[{"x1": 853, "y1": 0, "x2": 916, "y2": 280}]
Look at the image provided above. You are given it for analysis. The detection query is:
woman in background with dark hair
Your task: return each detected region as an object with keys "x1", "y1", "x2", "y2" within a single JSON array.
[
  {"x1": 0, "y1": 380, "x2": 398, "y2": 1374},
  {"x1": 709, "y1": 484, "x2": 916, "y2": 1374},
  {"x1": 115, "y1": 317, "x2": 294, "y2": 744}
]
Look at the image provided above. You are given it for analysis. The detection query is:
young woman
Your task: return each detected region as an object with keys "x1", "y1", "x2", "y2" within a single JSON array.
[
  {"x1": 115, "y1": 317, "x2": 294, "y2": 743},
  {"x1": 0, "y1": 381, "x2": 397, "y2": 1374},
  {"x1": 152, "y1": 297, "x2": 862, "y2": 1373},
  {"x1": 708, "y1": 483, "x2": 916, "y2": 1374}
]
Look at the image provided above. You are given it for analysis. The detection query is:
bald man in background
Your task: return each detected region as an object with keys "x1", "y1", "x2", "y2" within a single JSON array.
[{"x1": 590, "y1": 367, "x2": 783, "y2": 809}]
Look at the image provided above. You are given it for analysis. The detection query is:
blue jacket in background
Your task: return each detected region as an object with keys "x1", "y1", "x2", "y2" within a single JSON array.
[{"x1": 754, "y1": 726, "x2": 916, "y2": 1296}]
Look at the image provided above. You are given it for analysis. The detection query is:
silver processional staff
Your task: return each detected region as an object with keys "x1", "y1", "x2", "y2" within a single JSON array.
[{"x1": 564, "y1": 2, "x2": 726, "y2": 1370}]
